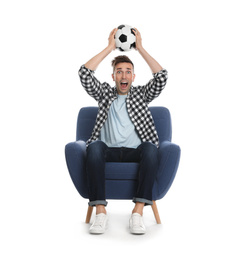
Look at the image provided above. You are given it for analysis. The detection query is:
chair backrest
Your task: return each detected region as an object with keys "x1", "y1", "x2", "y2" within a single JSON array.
[{"x1": 76, "y1": 106, "x2": 172, "y2": 143}]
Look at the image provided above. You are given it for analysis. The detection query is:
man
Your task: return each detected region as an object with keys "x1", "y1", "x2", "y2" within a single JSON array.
[{"x1": 78, "y1": 28, "x2": 168, "y2": 234}]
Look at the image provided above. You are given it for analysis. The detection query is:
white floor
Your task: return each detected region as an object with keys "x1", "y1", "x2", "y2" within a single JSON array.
[{"x1": 1, "y1": 155, "x2": 242, "y2": 260}]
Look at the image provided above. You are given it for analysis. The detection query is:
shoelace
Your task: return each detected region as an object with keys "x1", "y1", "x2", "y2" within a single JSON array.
[
  {"x1": 93, "y1": 214, "x2": 106, "y2": 228},
  {"x1": 132, "y1": 214, "x2": 143, "y2": 228}
]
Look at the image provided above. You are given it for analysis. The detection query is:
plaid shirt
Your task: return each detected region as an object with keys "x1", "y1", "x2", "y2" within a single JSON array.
[{"x1": 78, "y1": 65, "x2": 168, "y2": 148}]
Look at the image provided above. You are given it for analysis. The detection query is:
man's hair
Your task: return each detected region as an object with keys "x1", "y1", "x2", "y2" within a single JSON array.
[{"x1": 111, "y1": 55, "x2": 134, "y2": 71}]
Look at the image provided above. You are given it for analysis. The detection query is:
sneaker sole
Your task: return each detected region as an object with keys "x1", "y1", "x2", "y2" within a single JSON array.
[{"x1": 130, "y1": 228, "x2": 146, "y2": 235}]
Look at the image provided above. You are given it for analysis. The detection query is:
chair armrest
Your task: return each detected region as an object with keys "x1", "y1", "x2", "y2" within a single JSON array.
[
  {"x1": 65, "y1": 140, "x2": 88, "y2": 198},
  {"x1": 154, "y1": 141, "x2": 181, "y2": 200},
  {"x1": 159, "y1": 140, "x2": 181, "y2": 155}
]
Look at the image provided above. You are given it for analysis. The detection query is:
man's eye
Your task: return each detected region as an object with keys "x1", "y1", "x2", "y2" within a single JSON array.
[{"x1": 117, "y1": 71, "x2": 121, "y2": 74}]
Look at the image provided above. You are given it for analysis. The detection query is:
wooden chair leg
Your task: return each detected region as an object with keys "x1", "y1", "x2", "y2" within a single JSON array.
[
  {"x1": 85, "y1": 205, "x2": 93, "y2": 223},
  {"x1": 151, "y1": 200, "x2": 161, "y2": 224}
]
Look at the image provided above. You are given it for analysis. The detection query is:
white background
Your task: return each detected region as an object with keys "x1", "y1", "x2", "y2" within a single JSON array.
[{"x1": 1, "y1": 0, "x2": 242, "y2": 259}]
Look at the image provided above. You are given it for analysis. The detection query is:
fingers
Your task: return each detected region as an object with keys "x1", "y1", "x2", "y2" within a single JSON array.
[
  {"x1": 108, "y1": 28, "x2": 118, "y2": 50},
  {"x1": 132, "y1": 27, "x2": 142, "y2": 51},
  {"x1": 132, "y1": 27, "x2": 140, "y2": 36},
  {"x1": 111, "y1": 28, "x2": 118, "y2": 36},
  {"x1": 108, "y1": 28, "x2": 118, "y2": 41}
]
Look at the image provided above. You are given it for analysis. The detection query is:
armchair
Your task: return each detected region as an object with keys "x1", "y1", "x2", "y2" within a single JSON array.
[{"x1": 65, "y1": 106, "x2": 181, "y2": 223}]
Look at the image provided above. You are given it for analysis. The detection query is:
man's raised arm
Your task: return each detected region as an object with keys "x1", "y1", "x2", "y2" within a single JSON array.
[
  {"x1": 84, "y1": 28, "x2": 118, "y2": 71},
  {"x1": 133, "y1": 28, "x2": 163, "y2": 74}
]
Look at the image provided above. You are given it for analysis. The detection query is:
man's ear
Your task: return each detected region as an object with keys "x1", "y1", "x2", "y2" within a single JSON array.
[
  {"x1": 132, "y1": 74, "x2": 136, "y2": 82},
  {"x1": 112, "y1": 74, "x2": 114, "y2": 81}
]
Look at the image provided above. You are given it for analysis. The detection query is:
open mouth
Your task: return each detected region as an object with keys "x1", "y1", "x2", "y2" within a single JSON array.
[{"x1": 120, "y1": 82, "x2": 128, "y2": 89}]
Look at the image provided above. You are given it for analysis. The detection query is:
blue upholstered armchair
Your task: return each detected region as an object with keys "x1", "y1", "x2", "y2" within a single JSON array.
[{"x1": 65, "y1": 106, "x2": 181, "y2": 223}]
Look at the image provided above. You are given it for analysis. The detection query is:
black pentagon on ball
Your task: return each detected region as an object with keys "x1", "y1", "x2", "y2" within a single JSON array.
[
  {"x1": 119, "y1": 47, "x2": 125, "y2": 52},
  {"x1": 118, "y1": 25, "x2": 125, "y2": 29},
  {"x1": 119, "y1": 34, "x2": 127, "y2": 43},
  {"x1": 130, "y1": 42, "x2": 136, "y2": 49}
]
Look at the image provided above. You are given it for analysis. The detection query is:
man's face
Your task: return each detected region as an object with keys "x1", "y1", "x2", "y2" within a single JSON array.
[{"x1": 112, "y1": 62, "x2": 135, "y2": 95}]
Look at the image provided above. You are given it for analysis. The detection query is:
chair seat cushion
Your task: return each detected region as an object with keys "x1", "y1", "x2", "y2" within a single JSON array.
[{"x1": 105, "y1": 162, "x2": 139, "y2": 180}]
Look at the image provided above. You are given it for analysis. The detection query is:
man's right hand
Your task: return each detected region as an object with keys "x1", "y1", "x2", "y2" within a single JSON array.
[{"x1": 108, "y1": 28, "x2": 118, "y2": 51}]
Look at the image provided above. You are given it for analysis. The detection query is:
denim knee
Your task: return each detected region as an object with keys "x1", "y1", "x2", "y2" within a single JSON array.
[
  {"x1": 87, "y1": 140, "x2": 107, "y2": 160},
  {"x1": 138, "y1": 142, "x2": 159, "y2": 161}
]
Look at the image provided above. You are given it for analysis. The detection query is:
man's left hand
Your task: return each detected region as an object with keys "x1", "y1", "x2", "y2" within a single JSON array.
[{"x1": 132, "y1": 28, "x2": 143, "y2": 51}]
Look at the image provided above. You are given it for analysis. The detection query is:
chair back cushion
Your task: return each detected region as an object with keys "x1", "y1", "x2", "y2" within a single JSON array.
[
  {"x1": 76, "y1": 106, "x2": 172, "y2": 143},
  {"x1": 149, "y1": 107, "x2": 172, "y2": 143},
  {"x1": 76, "y1": 107, "x2": 98, "y2": 141}
]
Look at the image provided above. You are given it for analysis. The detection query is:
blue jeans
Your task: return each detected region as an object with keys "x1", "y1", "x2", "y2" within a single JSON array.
[{"x1": 86, "y1": 140, "x2": 159, "y2": 207}]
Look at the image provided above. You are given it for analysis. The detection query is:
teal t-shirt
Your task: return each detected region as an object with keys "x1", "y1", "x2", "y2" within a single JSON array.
[{"x1": 99, "y1": 94, "x2": 141, "y2": 148}]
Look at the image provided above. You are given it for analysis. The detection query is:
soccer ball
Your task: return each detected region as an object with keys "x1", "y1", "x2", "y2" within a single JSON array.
[{"x1": 115, "y1": 25, "x2": 136, "y2": 52}]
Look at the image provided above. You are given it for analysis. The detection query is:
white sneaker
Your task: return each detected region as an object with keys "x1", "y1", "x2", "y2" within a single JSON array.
[
  {"x1": 89, "y1": 213, "x2": 108, "y2": 234},
  {"x1": 129, "y1": 213, "x2": 146, "y2": 234}
]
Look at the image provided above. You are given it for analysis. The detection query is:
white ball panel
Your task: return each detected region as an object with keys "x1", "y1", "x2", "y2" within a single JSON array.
[
  {"x1": 122, "y1": 25, "x2": 132, "y2": 36},
  {"x1": 127, "y1": 34, "x2": 136, "y2": 43},
  {"x1": 115, "y1": 38, "x2": 122, "y2": 47},
  {"x1": 121, "y1": 42, "x2": 130, "y2": 51}
]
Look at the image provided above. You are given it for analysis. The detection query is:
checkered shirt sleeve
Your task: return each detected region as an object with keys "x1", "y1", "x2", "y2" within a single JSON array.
[
  {"x1": 142, "y1": 69, "x2": 168, "y2": 104},
  {"x1": 78, "y1": 65, "x2": 108, "y2": 102}
]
